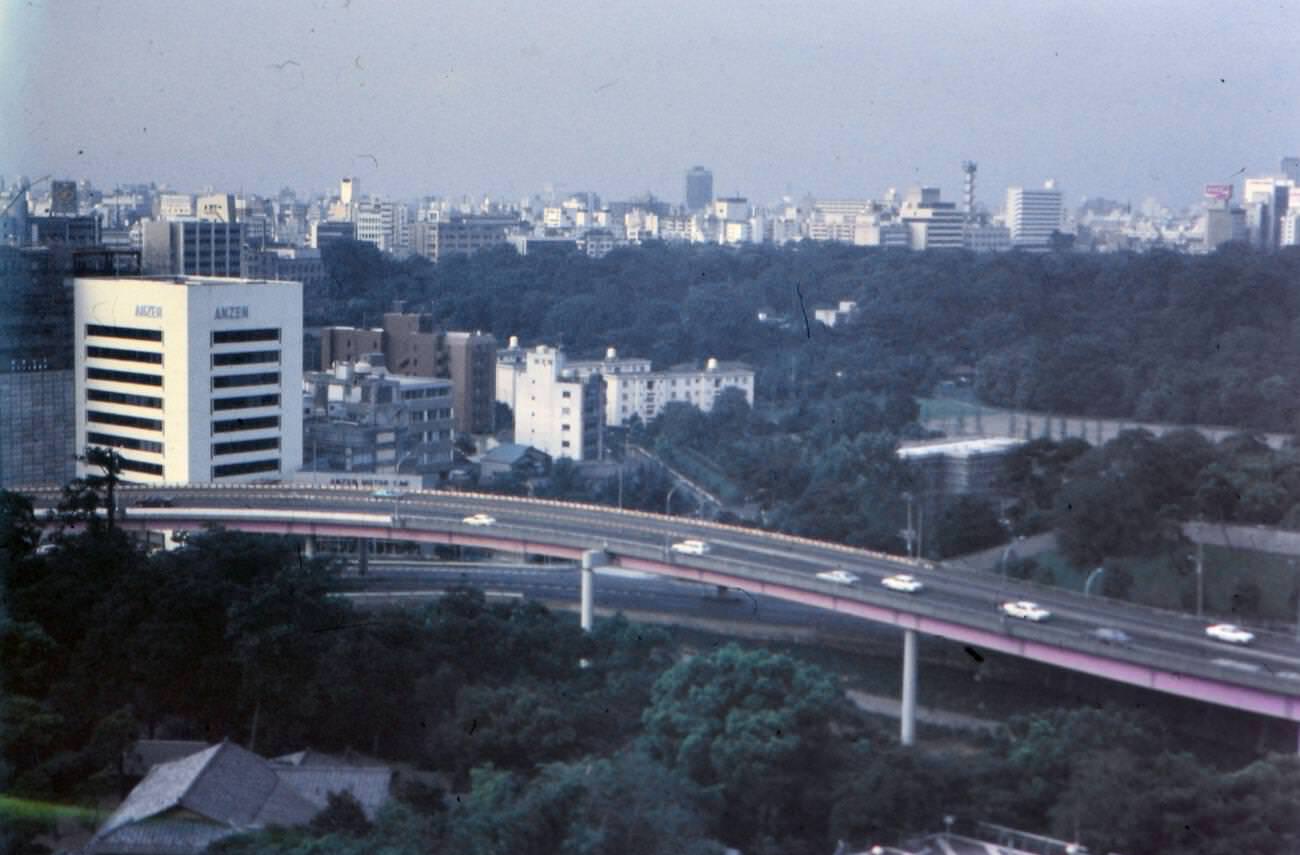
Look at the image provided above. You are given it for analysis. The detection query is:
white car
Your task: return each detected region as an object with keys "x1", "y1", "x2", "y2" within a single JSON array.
[
  {"x1": 1205, "y1": 623, "x2": 1254, "y2": 645},
  {"x1": 1000, "y1": 600, "x2": 1051, "y2": 622},
  {"x1": 670, "y1": 539, "x2": 710, "y2": 555},
  {"x1": 372, "y1": 488, "x2": 403, "y2": 499},
  {"x1": 816, "y1": 569, "x2": 860, "y2": 585},
  {"x1": 881, "y1": 573, "x2": 924, "y2": 593},
  {"x1": 462, "y1": 513, "x2": 496, "y2": 527},
  {"x1": 35, "y1": 542, "x2": 59, "y2": 557}
]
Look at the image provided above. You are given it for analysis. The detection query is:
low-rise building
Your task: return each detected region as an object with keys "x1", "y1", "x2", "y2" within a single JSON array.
[
  {"x1": 321, "y1": 314, "x2": 495, "y2": 437},
  {"x1": 479, "y1": 442, "x2": 550, "y2": 481},
  {"x1": 303, "y1": 355, "x2": 454, "y2": 483},
  {"x1": 87, "y1": 741, "x2": 392, "y2": 855},
  {"x1": 565, "y1": 347, "x2": 755, "y2": 427},
  {"x1": 897, "y1": 436, "x2": 1026, "y2": 495}
]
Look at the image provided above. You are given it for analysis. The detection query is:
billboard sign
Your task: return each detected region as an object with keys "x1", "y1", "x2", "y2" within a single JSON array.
[{"x1": 1204, "y1": 184, "x2": 1234, "y2": 202}]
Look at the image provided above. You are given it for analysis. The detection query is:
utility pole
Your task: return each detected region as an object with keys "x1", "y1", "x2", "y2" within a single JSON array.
[{"x1": 1195, "y1": 541, "x2": 1204, "y2": 617}]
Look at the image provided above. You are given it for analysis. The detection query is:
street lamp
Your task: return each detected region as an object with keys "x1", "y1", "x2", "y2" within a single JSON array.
[
  {"x1": 1084, "y1": 566, "x2": 1105, "y2": 598},
  {"x1": 665, "y1": 482, "x2": 683, "y2": 517},
  {"x1": 901, "y1": 491, "x2": 916, "y2": 559}
]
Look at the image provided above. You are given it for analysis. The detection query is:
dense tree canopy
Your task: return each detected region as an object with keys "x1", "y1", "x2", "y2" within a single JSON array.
[{"x1": 318, "y1": 240, "x2": 1300, "y2": 432}]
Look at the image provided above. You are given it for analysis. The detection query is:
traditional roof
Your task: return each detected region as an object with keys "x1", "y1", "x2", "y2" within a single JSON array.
[
  {"x1": 272, "y1": 766, "x2": 393, "y2": 819},
  {"x1": 86, "y1": 742, "x2": 319, "y2": 855}
]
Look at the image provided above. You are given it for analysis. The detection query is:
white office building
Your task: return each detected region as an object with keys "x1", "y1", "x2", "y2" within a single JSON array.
[
  {"x1": 74, "y1": 275, "x2": 303, "y2": 484},
  {"x1": 505, "y1": 345, "x2": 603, "y2": 461},
  {"x1": 1006, "y1": 181, "x2": 1064, "y2": 250}
]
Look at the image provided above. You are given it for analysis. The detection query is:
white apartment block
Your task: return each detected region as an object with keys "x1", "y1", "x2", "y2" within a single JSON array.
[
  {"x1": 505, "y1": 345, "x2": 603, "y2": 461},
  {"x1": 74, "y1": 276, "x2": 303, "y2": 484},
  {"x1": 566, "y1": 349, "x2": 756, "y2": 427},
  {"x1": 1006, "y1": 181, "x2": 1064, "y2": 250}
]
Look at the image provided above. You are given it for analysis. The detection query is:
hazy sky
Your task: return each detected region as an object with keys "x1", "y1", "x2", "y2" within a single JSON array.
[{"x1": 2, "y1": 0, "x2": 1297, "y2": 209}]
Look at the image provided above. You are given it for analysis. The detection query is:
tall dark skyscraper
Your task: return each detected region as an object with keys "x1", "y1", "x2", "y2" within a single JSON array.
[
  {"x1": 685, "y1": 166, "x2": 713, "y2": 211},
  {"x1": 1282, "y1": 157, "x2": 1300, "y2": 184}
]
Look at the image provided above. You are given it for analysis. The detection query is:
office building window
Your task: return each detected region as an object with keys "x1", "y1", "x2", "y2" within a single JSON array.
[
  {"x1": 87, "y1": 410, "x2": 162, "y2": 431},
  {"x1": 86, "y1": 324, "x2": 162, "y2": 343},
  {"x1": 87, "y1": 431, "x2": 163, "y2": 455},
  {"x1": 212, "y1": 328, "x2": 280, "y2": 344},
  {"x1": 213, "y1": 437, "x2": 280, "y2": 456},
  {"x1": 212, "y1": 350, "x2": 280, "y2": 367},
  {"x1": 119, "y1": 457, "x2": 164, "y2": 476},
  {"x1": 87, "y1": 389, "x2": 162, "y2": 409},
  {"x1": 212, "y1": 458, "x2": 280, "y2": 478},
  {"x1": 87, "y1": 367, "x2": 163, "y2": 387},
  {"x1": 212, "y1": 393, "x2": 280, "y2": 411},
  {"x1": 87, "y1": 346, "x2": 163, "y2": 365},
  {"x1": 212, "y1": 415, "x2": 280, "y2": 433},
  {"x1": 212, "y1": 372, "x2": 280, "y2": 389}
]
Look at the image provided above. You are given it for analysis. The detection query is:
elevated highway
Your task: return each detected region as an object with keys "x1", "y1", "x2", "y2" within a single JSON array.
[{"x1": 23, "y1": 483, "x2": 1300, "y2": 746}]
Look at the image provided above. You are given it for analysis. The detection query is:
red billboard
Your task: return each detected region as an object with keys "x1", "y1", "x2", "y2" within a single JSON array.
[{"x1": 1204, "y1": 184, "x2": 1234, "y2": 202}]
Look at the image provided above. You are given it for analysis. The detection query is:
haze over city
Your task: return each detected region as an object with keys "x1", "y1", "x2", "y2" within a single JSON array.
[
  {"x1": 7, "y1": 4, "x2": 1300, "y2": 855},
  {"x1": 3, "y1": 0, "x2": 1297, "y2": 206}
]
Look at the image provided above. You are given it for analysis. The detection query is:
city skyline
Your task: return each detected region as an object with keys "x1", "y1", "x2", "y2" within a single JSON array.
[{"x1": 3, "y1": 0, "x2": 1296, "y2": 208}]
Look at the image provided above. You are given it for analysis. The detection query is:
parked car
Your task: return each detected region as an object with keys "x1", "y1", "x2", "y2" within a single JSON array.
[
  {"x1": 1205, "y1": 623, "x2": 1254, "y2": 645},
  {"x1": 816, "y1": 569, "x2": 860, "y2": 585},
  {"x1": 1000, "y1": 600, "x2": 1051, "y2": 622},
  {"x1": 371, "y1": 488, "x2": 403, "y2": 499},
  {"x1": 462, "y1": 513, "x2": 496, "y2": 526},
  {"x1": 670, "y1": 539, "x2": 710, "y2": 555},
  {"x1": 35, "y1": 542, "x2": 60, "y2": 556},
  {"x1": 881, "y1": 573, "x2": 924, "y2": 593}
]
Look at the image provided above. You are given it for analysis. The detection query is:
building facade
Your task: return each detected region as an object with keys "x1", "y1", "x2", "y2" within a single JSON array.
[
  {"x1": 74, "y1": 275, "x2": 303, "y2": 484},
  {"x1": 141, "y1": 219, "x2": 244, "y2": 276},
  {"x1": 685, "y1": 166, "x2": 713, "y2": 211},
  {"x1": 303, "y1": 356, "x2": 453, "y2": 482},
  {"x1": 565, "y1": 349, "x2": 756, "y2": 427},
  {"x1": 1006, "y1": 182, "x2": 1064, "y2": 250},
  {"x1": 506, "y1": 345, "x2": 603, "y2": 461}
]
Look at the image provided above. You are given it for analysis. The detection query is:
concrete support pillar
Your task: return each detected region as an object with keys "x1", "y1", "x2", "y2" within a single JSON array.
[
  {"x1": 901, "y1": 629, "x2": 918, "y2": 746},
  {"x1": 580, "y1": 550, "x2": 599, "y2": 633},
  {"x1": 303, "y1": 535, "x2": 316, "y2": 560}
]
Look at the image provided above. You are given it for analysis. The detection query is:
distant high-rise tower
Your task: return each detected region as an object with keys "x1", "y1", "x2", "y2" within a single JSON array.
[
  {"x1": 685, "y1": 166, "x2": 713, "y2": 211},
  {"x1": 1006, "y1": 180, "x2": 1064, "y2": 251},
  {"x1": 340, "y1": 177, "x2": 359, "y2": 222},
  {"x1": 961, "y1": 161, "x2": 977, "y2": 221},
  {"x1": 1282, "y1": 157, "x2": 1300, "y2": 184}
]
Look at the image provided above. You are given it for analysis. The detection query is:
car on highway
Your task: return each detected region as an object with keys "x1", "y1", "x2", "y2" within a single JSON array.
[
  {"x1": 1000, "y1": 600, "x2": 1051, "y2": 622},
  {"x1": 670, "y1": 539, "x2": 710, "y2": 555},
  {"x1": 1091, "y1": 627, "x2": 1132, "y2": 645},
  {"x1": 1210, "y1": 657, "x2": 1261, "y2": 673},
  {"x1": 1205, "y1": 623, "x2": 1254, "y2": 645},
  {"x1": 372, "y1": 488, "x2": 403, "y2": 499},
  {"x1": 462, "y1": 513, "x2": 496, "y2": 527},
  {"x1": 881, "y1": 573, "x2": 924, "y2": 593},
  {"x1": 816, "y1": 569, "x2": 860, "y2": 585}
]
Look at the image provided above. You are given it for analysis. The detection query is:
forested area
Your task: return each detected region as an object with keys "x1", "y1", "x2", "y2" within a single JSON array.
[
  {"x1": 317, "y1": 240, "x2": 1300, "y2": 432},
  {"x1": 3, "y1": 488, "x2": 1300, "y2": 855}
]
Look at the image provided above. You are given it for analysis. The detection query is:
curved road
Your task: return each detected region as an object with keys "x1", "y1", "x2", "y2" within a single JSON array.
[{"x1": 24, "y1": 483, "x2": 1300, "y2": 725}]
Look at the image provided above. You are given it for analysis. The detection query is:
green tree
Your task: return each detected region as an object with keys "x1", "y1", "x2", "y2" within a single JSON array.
[{"x1": 641, "y1": 644, "x2": 845, "y2": 851}]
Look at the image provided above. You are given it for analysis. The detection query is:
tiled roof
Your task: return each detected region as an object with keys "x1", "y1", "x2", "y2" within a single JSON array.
[
  {"x1": 87, "y1": 741, "x2": 319, "y2": 855},
  {"x1": 273, "y1": 766, "x2": 393, "y2": 819},
  {"x1": 86, "y1": 816, "x2": 235, "y2": 855}
]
